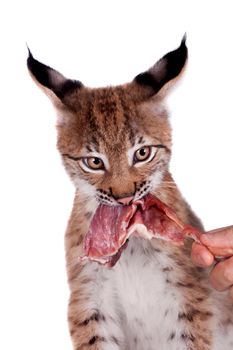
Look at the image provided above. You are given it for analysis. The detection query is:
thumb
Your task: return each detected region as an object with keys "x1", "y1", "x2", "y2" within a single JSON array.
[{"x1": 200, "y1": 226, "x2": 233, "y2": 257}]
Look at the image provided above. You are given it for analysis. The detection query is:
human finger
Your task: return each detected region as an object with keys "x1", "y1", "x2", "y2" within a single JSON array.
[
  {"x1": 191, "y1": 242, "x2": 214, "y2": 267},
  {"x1": 209, "y1": 256, "x2": 233, "y2": 291},
  {"x1": 200, "y1": 226, "x2": 233, "y2": 257}
]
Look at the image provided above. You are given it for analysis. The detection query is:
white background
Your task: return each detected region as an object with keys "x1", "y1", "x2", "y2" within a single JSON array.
[{"x1": 0, "y1": 1, "x2": 233, "y2": 349}]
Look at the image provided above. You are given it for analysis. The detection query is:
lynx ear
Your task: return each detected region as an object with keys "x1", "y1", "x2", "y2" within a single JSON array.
[
  {"x1": 134, "y1": 35, "x2": 188, "y2": 99},
  {"x1": 27, "y1": 49, "x2": 83, "y2": 102}
]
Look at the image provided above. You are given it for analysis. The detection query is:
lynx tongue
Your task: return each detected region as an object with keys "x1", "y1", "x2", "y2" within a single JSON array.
[{"x1": 82, "y1": 194, "x2": 202, "y2": 267}]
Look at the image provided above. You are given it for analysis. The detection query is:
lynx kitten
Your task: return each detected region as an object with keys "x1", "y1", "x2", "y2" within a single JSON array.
[{"x1": 28, "y1": 37, "x2": 233, "y2": 350}]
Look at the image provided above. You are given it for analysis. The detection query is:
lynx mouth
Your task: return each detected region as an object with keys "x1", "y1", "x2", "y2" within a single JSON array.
[{"x1": 80, "y1": 194, "x2": 202, "y2": 267}]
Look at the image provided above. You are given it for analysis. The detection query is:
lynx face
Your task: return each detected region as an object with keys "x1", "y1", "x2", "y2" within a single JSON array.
[
  {"x1": 28, "y1": 36, "x2": 187, "y2": 206},
  {"x1": 58, "y1": 88, "x2": 172, "y2": 206}
]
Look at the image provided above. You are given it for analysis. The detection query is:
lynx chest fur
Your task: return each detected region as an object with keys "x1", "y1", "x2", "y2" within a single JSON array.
[{"x1": 28, "y1": 37, "x2": 233, "y2": 350}]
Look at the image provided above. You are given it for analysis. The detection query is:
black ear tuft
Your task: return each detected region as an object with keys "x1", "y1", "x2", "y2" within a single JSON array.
[
  {"x1": 27, "y1": 49, "x2": 83, "y2": 99},
  {"x1": 135, "y1": 35, "x2": 188, "y2": 95},
  {"x1": 27, "y1": 49, "x2": 54, "y2": 91}
]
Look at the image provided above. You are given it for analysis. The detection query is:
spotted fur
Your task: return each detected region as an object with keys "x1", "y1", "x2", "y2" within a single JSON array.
[{"x1": 28, "y1": 37, "x2": 233, "y2": 349}]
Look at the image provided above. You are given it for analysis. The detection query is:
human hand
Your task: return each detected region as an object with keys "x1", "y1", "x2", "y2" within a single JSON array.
[{"x1": 191, "y1": 226, "x2": 233, "y2": 300}]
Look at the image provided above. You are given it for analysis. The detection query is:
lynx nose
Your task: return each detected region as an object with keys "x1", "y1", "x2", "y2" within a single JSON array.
[{"x1": 117, "y1": 196, "x2": 134, "y2": 205}]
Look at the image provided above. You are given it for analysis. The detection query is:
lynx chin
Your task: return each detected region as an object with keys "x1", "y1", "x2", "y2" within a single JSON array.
[{"x1": 28, "y1": 36, "x2": 233, "y2": 350}]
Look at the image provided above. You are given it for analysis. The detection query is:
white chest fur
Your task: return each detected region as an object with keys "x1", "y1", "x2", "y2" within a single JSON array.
[
  {"x1": 92, "y1": 238, "x2": 189, "y2": 350},
  {"x1": 82, "y1": 237, "x2": 233, "y2": 350}
]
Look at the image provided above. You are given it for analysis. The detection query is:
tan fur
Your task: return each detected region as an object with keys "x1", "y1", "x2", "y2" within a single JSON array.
[
  {"x1": 28, "y1": 42, "x2": 233, "y2": 349},
  {"x1": 57, "y1": 81, "x2": 232, "y2": 347},
  {"x1": 60, "y1": 83, "x2": 207, "y2": 348}
]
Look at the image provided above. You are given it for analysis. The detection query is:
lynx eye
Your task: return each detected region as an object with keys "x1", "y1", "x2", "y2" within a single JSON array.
[
  {"x1": 134, "y1": 146, "x2": 151, "y2": 163},
  {"x1": 83, "y1": 157, "x2": 104, "y2": 170}
]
